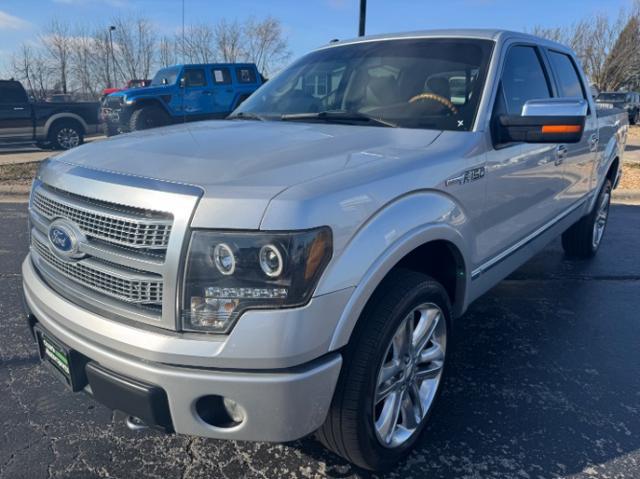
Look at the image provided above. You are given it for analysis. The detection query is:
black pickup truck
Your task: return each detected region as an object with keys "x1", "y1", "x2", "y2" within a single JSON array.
[{"x1": 0, "y1": 80, "x2": 100, "y2": 150}]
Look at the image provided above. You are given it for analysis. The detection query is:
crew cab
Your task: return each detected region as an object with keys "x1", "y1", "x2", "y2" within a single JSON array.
[
  {"x1": 596, "y1": 91, "x2": 640, "y2": 125},
  {"x1": 0, "y1": 80, "x2": 99, "y2": 150},
  {"x1": 23, "y1": 30, "x2": 626, "y2": 471},
  {"x1": 101, "y1": 63, "x2": 262, "y2": 135}
]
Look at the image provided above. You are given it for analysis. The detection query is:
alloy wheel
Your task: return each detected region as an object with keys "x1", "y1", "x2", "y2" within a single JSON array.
[
  {"x1": 373, "y1": 303, "x2": 446, "y2": 448},
  {"x1": 57, "y1": 128, "x2": 80, "y2": 149},
  {"x1": 592, "y1": 189, "x2": 610, "y2": 250}
]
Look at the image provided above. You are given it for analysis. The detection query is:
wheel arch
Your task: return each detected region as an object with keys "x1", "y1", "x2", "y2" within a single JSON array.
[
  {"x1": 327, "y1": 222, "x2": 471, "y2": 352},
  {"x1": 129, "y1": 97, "x2": 171, "y2": 115},
  {"x1": 44, "y1": 113, "x2": 87, "y2": 138}
]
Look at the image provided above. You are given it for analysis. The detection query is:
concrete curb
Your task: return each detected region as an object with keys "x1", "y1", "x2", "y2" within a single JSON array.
[{"x1": 612, "y1": 189, "x2": 640, "y2": 203}]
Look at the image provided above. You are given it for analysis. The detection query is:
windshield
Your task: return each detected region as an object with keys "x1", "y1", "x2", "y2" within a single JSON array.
[
  {"x1": 234, "y1": 38, "x2": 494, "y2": 131},
  {"x1": 151, "y1": 67, "x2": 180, "y2": 86},
  {"x1": 597, "y1": 93, "x2": 627, "y2": 102}
]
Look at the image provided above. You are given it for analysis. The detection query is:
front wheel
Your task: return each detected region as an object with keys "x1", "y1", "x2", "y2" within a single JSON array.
[
  {"x1": 129, "y1": 105, "x2": 170, "y2": 131},
  {"x1": 317, "y1": 269, "x2": 450, "y2": 471},
  {"x1": 562, "y1": 179, "x2": 612, "y2": 258}
]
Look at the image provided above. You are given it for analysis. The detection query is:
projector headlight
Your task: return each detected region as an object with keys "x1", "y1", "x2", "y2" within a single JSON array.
[{"x1": 181, "y1": 227, "x2": 332, "y2": 333}]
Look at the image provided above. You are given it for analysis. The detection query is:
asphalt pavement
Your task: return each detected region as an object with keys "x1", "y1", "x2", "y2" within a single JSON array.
[{"x1": 1, "y1": 202, "x2": 639, "y2": 479}]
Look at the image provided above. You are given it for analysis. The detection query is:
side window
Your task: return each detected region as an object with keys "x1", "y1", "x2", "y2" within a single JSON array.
[
  {"x1": 548, "y1": 51, "x2": 585, "y2": 99},
  {"x1": 236, "y1": 68, "x2": 257, "y2": 84},
  {"x1": 212, "y1": 68, "x2": 231, "y2": 85},
  {"x1": 0, "y1": 83, "x2": 28, "y2": 103},
  {"x1": 500, "y1": 46, "x2": 551, "y2": 115},
  {"x1": 183, "y1": 69, "x2": 207, "y2": 87}
]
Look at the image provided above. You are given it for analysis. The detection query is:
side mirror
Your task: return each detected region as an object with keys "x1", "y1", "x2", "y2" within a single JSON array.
[
  {"x1": 497, "y1": 98, "x2": 588, "y2": 144},
  {"x1": 162, "y1": 78, "x2": 168, "y2": 85},
  {"x1": 179, "y1": 77, "x2": 186, "y2": 89}
]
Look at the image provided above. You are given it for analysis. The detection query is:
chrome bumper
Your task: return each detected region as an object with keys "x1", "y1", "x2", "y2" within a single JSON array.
[{"x1": 23, "y1": 256, "x2": 344, "y2": 441}]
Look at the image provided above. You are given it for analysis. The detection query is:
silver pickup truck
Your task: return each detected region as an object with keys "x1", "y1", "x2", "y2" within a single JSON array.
[{"x1": 22, "y1": 29, "x2": 627, "y2": 470}]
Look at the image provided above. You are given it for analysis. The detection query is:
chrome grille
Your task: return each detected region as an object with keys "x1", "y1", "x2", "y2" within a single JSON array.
[
  {"x1": 32, "y1": 234, "x2": 163, "y2": 305},
  {"x1": 32, "y1": 186, "x2": 172, "y2": 250}
]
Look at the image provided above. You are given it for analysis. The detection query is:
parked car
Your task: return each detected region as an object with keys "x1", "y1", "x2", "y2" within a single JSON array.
[
  {"x1": 0, "y1": 80, "x2": 100, "y2": 150},
  {"x1": 100, "y1": 63, "x2": 262, "y2": 136},
  {"x1": 596, "y1": 91, "x2": 640, "y2": 124},
  {"x1": 23, "y1": 30, "x2": 627, "y2": 471},
  {"x1": 101, "y1": 79, "x2": 151, "y2": 99}
]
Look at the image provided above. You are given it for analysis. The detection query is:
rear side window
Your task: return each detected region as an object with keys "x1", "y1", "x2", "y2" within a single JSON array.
[
  {"x1": 500, "y1": 46, "x2": 551, "y2": 115},
  {"x1": 183, "y1": 69, "x2": 207, "y2": 87},
  {"x1": 548, "y1": 51, "x2": 585, "y2": 99},
  {"x1": 236, "y1": 68, "x2": 257, "y2": 84},
  {"x1": 212, "y1": 68, "x2": 231, "y2": 85},
  {"x1": 0, "y1": 82, "x2": 28, "y2": 103}
]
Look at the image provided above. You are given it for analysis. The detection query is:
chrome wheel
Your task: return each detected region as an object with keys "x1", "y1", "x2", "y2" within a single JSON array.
[
  {"x1": 592, "y1": 189, "x2": 610, "y2": 249},
  {"x1": 57, "y1": 128, "x2": 80, "y2": 149},
  {"x1": 373, "y1": 303, "x2": 446, "y2": 448}
]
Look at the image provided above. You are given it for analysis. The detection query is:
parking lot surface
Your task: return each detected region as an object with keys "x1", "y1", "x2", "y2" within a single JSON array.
[{"x1": 1, "y1": 202, "x2": 639, "y2": 479}]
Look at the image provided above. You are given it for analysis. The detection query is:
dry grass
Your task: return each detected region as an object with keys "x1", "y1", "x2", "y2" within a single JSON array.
[
  {"x1": 0, "y1": 161, "x2": 39, "y2": 186},
  {"x1": 620, "y1": 162, "x2": 640, "y2": 190},
  {"x1": 629, "y1": 125, "x2": 640, "y2": 140}
]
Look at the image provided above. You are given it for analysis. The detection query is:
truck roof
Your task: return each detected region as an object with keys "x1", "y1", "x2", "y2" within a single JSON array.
[
  {"x1": 161, "y1": 63, "x2": 257, "y2": 69},
  {"x1": 321, "y1": 28, "x2": 572, "y2": 53}
]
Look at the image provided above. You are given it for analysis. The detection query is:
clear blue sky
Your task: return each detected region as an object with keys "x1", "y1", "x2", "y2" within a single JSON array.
[{"x1": 0, "y1": 0, "x2": 634, "y2": 72}]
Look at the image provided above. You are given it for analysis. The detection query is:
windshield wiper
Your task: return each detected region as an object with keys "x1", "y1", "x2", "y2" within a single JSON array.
[
  {"x1": 280, "y1": 111, "x2": 397, "y2": 128},
  {"x1": 227, "y1": 111, "x2": 267, "y2": 121}
]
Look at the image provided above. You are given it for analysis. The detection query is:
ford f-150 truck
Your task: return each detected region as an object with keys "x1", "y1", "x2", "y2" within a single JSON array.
[
  {"x1": 101, "y1": 63, "x2": 262, "y2": 135},
  {"x1": 0, "y1": 80, "x2": 100, "y2": 150},
  {"x1": 23, "y1": 30, "x2": 627, "y2": 470}
]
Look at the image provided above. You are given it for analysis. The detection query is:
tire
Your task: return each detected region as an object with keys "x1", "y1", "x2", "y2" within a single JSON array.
[
  {"x1": 562, "y1": 178, "x2": 612, "y2": 258},
  {"x1": 129, "y1": 105, "x2": 170, "y2": 132},
  {"x1": 317, "y1": 269, "x2": 451, "y2": 471},
  {"x1": 49, "y1": 121, "x2": 84, "y2": 150}
]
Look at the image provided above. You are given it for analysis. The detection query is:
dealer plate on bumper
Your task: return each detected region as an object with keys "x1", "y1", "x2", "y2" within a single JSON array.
[{"x1": 34, "y1": 325, "x2": 87, "y2": 392}]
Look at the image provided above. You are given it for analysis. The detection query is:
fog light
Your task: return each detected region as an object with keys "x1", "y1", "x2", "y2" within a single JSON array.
[{"x1": 259, "y1": 244, "x2": 283, "y2": 277}]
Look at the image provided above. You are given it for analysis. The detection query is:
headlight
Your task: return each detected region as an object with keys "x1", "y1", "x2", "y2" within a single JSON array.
[{"x1": 181, "y1": 227, "x2": 332, "y2": 333}]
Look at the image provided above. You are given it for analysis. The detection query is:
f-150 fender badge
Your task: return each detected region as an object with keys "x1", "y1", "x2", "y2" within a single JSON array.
[{"x1": 446, "y1": 166, "x2": 486, "y2": 187}]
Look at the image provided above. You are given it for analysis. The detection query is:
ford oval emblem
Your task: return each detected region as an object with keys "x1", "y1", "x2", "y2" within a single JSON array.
[{"x1": 48, "y1": 219, "x2": 80, "y2": 258}]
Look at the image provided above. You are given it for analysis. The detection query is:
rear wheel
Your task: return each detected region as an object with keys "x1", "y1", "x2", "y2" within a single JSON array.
[
  {"x1": 129, "y1": 105, "x2": 170, "y2": 131},
  {"x1": 562, "y1": 178, "x2": 612, "y2": 258},
  {"x1": 317, "y1": 269, "x2": 450, "y2": 471},
  {"x1": 49, "y1": 121, "x2": 83, "y2": 150}
]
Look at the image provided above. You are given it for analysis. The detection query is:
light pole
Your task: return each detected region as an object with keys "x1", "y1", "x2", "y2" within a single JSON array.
[
  {"x1": 358, "y1": 0, "x2": 366, "y2": 37},
  {"x1": 108, "y1": 26, "x2": 117, "y2": 86}
]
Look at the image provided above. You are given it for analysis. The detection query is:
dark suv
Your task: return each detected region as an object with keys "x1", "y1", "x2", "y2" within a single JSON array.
[{"x1": 596, "y1": 91, "x2": 640, "y2": 125}]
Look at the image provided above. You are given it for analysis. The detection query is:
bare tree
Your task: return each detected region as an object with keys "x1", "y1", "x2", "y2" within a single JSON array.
[
  {"x1": 244, "y1": 16, "x2": 291, "y2": 76},
  {"x1": 111, "y1": 16, "x2": 156, "y2": 82},
  {"x1": 71, "y1": 27, "x2": 100, "y2": 98},
  {"x1": 41, "y1": 19, "x2": 73, "y2": 93},
  {"x1": 601, "y1": 15, "x2": 640, "y2": 90},
  {"x1": 179, "y1": 24, "x2": 216, "y2": 63},
  {"x1": 214, "y1": 19, "x2": 244, "y2": 63},
  {"x1": 11, "y1": 43, "x2": 53, "y2": 100},
  {"x1": 158, "y1": 35, "x2": 178, "y2": 68}
]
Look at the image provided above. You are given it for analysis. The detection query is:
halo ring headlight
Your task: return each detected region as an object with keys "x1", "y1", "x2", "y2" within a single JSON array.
[
  {"x1": 259, "y1": 244, "x2": 284, "y2": 278},
  {"x1": 212, "y1": 243, "x2": 236, "y2": 276}
]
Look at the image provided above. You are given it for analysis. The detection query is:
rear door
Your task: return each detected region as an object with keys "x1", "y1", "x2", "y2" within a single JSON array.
[
  {"x1": 210, "y1": 67, "x2": 235, "y2": 115},
  {"x1": 0, "y1": 82, "x2": 32, "y2": 140},
  {"x1": 480, "y1": 44, "x2": 566, "y2": 261},
  {"x1": 545, "y1": 49, "x2": 597, "y2": 203}
]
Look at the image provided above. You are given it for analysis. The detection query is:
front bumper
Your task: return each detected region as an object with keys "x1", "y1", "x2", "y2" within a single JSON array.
[{"x1": 23, "y1": 257, "x2": 345, "y2": 442}]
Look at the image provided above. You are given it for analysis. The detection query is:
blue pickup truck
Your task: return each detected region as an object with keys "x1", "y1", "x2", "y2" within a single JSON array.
[{"x1": 101, "y1": 63, "x2": 263, "y2": 135}]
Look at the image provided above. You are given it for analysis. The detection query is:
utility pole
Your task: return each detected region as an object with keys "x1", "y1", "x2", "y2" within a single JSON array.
[
  {"x1": 358, "y1": 0, "x2": 367, "y2": 37},
  {"x1": 108, "y1": 26, "x2": 117, "y2": 86}
]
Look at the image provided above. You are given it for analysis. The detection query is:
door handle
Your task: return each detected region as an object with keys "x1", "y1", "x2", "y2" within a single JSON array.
[
  {"x1": 13, "y1": 107, "x2": 25, "y2": 111},
  {"x1": 202, "y1": 91, "x2": 212, "y2": 96},
  {"x1": 589, "y1": 133, "x2": 599, "y2": 152},
  {"x1": 555, "y1": 145, "x2": 568, "y2": 166}
]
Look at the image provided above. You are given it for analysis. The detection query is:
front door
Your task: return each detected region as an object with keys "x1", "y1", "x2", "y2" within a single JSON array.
[
  {"x1": 179, "y1": 68, "x2": 214, "y2": 120},
  {"x1": 0, "y1": 83, "x2": 32, "y2": 140},
  {"x1": 478, "y1": 44, "x2": 566, "y2": 262},
  {"x1": 210, "y1": 67, "x2": 235, "y2": 115}
]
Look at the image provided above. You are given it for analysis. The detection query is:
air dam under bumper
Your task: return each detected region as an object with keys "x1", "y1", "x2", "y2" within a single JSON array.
[{"x1": 22, "y1": 262, "x2": 343, "y2": 442}]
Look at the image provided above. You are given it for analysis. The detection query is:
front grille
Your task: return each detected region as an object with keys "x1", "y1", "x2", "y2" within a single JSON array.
[
  {"x1": 32, "y1": 234, "x2": 163, "y2": 305},
  {"x1": 32, "y1": 187, "x2": 172, "y2": 250}
]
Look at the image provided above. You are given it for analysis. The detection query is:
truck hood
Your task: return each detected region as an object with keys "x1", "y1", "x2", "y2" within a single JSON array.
[
  {"x1": 109, "y1": 85, "x2": 169, "y2": 98},
  {"x1": 55, "y1": 120, "x2": 442, "y2": 191}
]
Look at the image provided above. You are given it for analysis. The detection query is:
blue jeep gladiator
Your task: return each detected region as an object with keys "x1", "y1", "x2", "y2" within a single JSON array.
[{"x1": 101, "y1": 63, "x2": 263, "y2": 135}]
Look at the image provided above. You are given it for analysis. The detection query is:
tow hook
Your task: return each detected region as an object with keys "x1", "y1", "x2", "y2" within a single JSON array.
[{"x1": 125, "y1": 415, "x2": 149, "y2": 431}]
